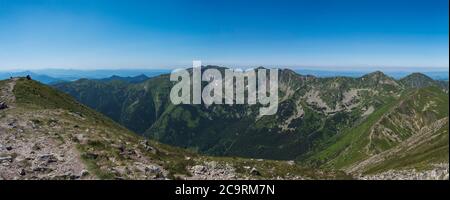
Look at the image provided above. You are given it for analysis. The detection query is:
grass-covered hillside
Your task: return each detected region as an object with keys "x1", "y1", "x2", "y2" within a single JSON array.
[
  {"x1": 52, "y1": 68, "x2": 449, "y2": 177},
  {"x1": 0, "y1": 78, "x2": 349, "y2": 180},
  {"x1": 306, "y1": 86, "x2": 448, "y2": 174}
]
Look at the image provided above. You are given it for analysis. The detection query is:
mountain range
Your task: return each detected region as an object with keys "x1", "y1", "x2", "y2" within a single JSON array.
[
  {"x1": 1, "y1": 77, "x2": 348, "y2": 180},
  {"x1": 51, "y1": 67, "x2": 449, "y2": 177},
  {"x1": 1, "y1": 68, "x2": 448, "y2": 85},
  {"x1": 0, "y1": 69, "x2": 170, "y2": 84}
]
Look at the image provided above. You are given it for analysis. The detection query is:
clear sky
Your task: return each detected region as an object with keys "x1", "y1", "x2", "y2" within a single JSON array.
[{"x1": 0, "y1": 0, "x2": 448, "y2": 70}]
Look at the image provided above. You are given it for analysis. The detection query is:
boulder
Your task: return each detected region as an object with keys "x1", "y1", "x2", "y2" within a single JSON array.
[
  {"x1": 0, "y1": 156, "x2": 13, "y2": 163},
  {"x1": 250, "y1": 167, "x2": 261, "y2": 176},
  {"x1": 140, "y1": 140, "x2": 155, "y2": 152},
  {"x1": 38, "y1": 154, "x2": 58, "y2": 163},
  {"x1": 80, "y1": 170, "x2": 90, "y2": 177},
  {"x1": 192, "y1": 165, "x2": 208, "y2": 175},
  {"x1": 18, "y1": 169, "x2": 26, "y2": 176},
  {"x1": 0, "y1": 102, "x2": 8, "y2": 110}
]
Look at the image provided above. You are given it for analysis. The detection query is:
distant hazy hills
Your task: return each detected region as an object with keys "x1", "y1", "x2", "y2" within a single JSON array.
[
  {"x1": 53, "y1": 67, "x2": 449, "y2": 174},
  {"x1": 1, "y1": 68, "x2": 448, "y2": 85},
  {"x1": 0, "y1": 69, "x2": 169, "y2": 84},
  {"x1": 0, "y1": 71, "x2": 62, "y2": 84},
  {"x1": 294, "y1": 69, "x2": 449, "y2": 80}
]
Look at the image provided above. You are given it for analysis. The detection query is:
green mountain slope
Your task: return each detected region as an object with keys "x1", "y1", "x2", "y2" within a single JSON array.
[
  {"x1": 54, "y1": 69, "x2": 394, "y2": 158},
  {"x1": 1, "y1": 78, "x2": 347, "y2": 180},
  {"x1": 52, "y1": 69, "x2": 449, "y2": 176},
  {"x1": 400, "y1": 72, "x2": 447, "y2": 89},
  {"x1": 54, "y1": 74, "x2": 173, "y2": 133},
  {"x1": 307, "y1": 86, "x2": 448, "y2": 174}
]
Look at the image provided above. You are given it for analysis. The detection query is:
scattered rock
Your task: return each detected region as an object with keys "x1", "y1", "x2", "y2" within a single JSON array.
[
  {"x1": 189, "y1": 161, "x2": 236, "y2": 180},
  {"x1": 38, "y1": 154, "x2": 58, "y2": 163},
  {"x1": 112, "y1": 166, "x2": 127, "y2": 176},
  {"x1": 48, "y1": 119, "x2": 58, "y2": 127},
  {"x1": 140, "y1": 140, "x2": 155, "y2": 152},
  {"x1": 7, "y1": 120, "x2": 16, "y2": 127},
  {"x1": 144, "y1": 165, "x2": 165, "y2": 178},
  {"x1": 73, "y1": 134, "x2": 87, "y2": 144},
  {"x1": 0, "y1": 102, "x2": 8, "y2": 110},
  {"x1": 32, "y1": 166, "x2": 52, "y2": 173},
  {"x1": 0, "y1": 156, "x2": 13, "y2": 163},
  {"x1": 192, "y1": 165, "x2": 207, "y2": 174},
  {"x1": 359, "y1": 163, "x2": 449, "y2": 180},
  {"x1": 117, "y1": 144, "x2": 126, "y2": 153},
  {"x1": 66, "y1": 172, "x2": 80, "y2": 180},
  {"x1": 127, "y1": 149, "x2": 137, "y2": 156},
  {"x1": 18, "y1": 169, "x2": 26, "y2": 176},
  {"x1": 32, "y1": 144, "x2": 42, "y2": 151},
  {"x1": 250, "y1": 167, "x2": 261, "y2": 176},
  {"x1": 286, "y1": 160, "x2": 295, "y2": 165},
  {"x1": 80, "y1": 170, "x2": 89, "y2": 177}
]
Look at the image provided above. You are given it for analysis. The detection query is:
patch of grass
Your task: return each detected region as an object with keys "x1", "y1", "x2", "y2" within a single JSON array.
[
  {"x1": 77, "y1": 144, "x2": 115, "y2": 180},
  {"x1": 308, "y1": 95, "x2": 400, "y2": 169},
  {"x1": 364, "y1": 124, "x2": 449, "y2": 174}
]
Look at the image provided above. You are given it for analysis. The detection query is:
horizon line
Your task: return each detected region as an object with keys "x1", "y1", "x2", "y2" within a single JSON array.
[{"x1": 1, "y1": 65, "x2": 449, "y2": 72}]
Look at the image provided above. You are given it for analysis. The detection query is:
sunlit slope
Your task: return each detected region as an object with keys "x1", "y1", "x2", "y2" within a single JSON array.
[
  {"x1": 0, "y1": 78, "x2": 346, "y2": 180},
  {"x1": 307, "y1": 86, "x2": 448, "y2": 174}
]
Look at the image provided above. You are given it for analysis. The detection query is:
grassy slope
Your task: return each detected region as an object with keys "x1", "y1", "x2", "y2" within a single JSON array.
[
  {"x1": 363, "y1": 87, "x2": 449, "y2": 173},
  {"x1": 304, "y1": 95, "x2": 400, "y2": 168},
  {"x1": 365, "y1": 123, "x2": 448, "y2": 173},
  {"x1": 13, "y1": 78, "x2": 199, "y2": 178},
  {"x1": 49, "y1": 70, "x2": 449, "y2": 175},
  {"x1": 305, "y1": 86, "x2": 449, "y2": 172},
  {"x1": 11, "y1": 78, "x2": 346, "y2": 179}
]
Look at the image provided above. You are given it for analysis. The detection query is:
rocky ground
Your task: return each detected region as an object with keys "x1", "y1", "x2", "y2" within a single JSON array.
[
  {"x1": 0, "y1": 107, "x2": 171, "y2": 180},
  {"x1": 0, "y1": 79, "x2": 167, "y2": 180},
  {"x1": 1, "y1": 79, "x2": 85, "y2": 179},
  {"x1": 1, "y1": 78, "x2": 345, "y2": 180},
  {"x1": 359, "y1": 164, "x2": 449, "y2": 180},
  {"x1": 186, "y1": 161, "x2": 237, "y2": 180},
  {"x1": 1, "y1": 78, "x2": 447, "y2": 180}
]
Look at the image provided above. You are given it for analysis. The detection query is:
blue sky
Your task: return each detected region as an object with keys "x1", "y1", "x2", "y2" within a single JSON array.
[{"x1": 0, "y1": 0, "x2": 448, "y2": 70}]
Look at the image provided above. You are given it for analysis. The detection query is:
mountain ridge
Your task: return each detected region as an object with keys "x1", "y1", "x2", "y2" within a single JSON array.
[
  {"x1": 1, "y1": 78, "x2": 348, "y2": 180},
  {"x1": 51, "y1": 68, "x2": 449, "y2": 177}
]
